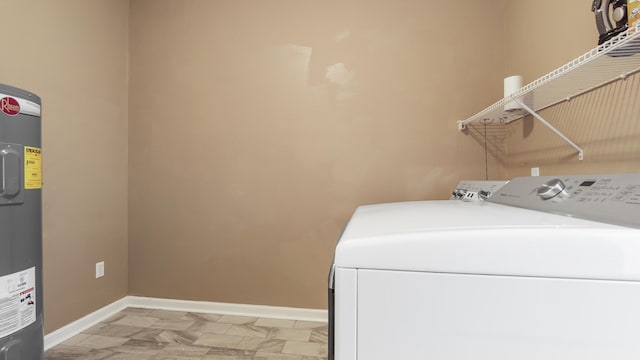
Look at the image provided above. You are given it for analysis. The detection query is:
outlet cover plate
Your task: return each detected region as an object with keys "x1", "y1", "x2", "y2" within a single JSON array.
[{"x1": 96, "y1": 261, "x2": 104, "y2": 278}]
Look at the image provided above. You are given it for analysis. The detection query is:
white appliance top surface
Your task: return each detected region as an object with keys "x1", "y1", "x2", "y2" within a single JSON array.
[{"x1": 334, "y1": 200, "x2": 640, "y2": 281}]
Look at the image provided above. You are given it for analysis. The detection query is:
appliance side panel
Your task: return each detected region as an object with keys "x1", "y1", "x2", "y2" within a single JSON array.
[
  {"x1": 0, "y1": 84, "x2": 43, "y2": 359},
  {"x1": 335, "y1": 268, "x2": 357, "y2": 360},
  {"x1": 357, "y1": 269, "x2": 640, "y2": 360}
]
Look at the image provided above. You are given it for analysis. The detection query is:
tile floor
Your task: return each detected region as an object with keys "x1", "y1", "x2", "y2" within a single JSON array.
[{"x1": 45, "y1": 307, "x2": 328, "y2": 360}]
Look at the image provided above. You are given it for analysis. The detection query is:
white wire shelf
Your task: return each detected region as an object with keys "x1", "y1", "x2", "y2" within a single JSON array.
[{"x1": 458, "y1": 23, "x2": 640, "y2": 130}]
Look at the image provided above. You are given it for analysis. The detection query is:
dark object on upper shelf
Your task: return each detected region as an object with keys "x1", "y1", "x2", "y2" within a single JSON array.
[{"x1": 592, "y1": 0, "x2": 628, "y2": 45}]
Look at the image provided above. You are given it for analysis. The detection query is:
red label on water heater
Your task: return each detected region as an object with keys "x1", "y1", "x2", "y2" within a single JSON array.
[{"x1": 1, "y1": 97, "x2": 20, "y2": 116}]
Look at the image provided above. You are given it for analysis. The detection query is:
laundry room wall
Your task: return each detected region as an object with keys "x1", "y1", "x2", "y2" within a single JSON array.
[
  {"x1": 0, "y1": 1, "x2": 130, "y2": 333},
  {"x1": 501, "y1": 0, "x2": 640, "y2": 177},
  {"x1": 128, "y1": 0, "x2": 507, "y2": 309}
]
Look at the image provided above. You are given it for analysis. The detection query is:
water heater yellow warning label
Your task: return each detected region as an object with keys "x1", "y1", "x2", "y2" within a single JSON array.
[{"x1": 24, "y1": 146, "x2": 42, "y2": 190}]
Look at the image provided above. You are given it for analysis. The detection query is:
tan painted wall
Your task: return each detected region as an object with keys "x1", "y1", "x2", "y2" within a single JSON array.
[
  {"x1": 6, "y1": 0, "x2": 623, "y2": 333},
  {"x1": 502, "y1": 0, "x2": 640, "y2": 177},
  {"x1": 128, "y1": 0, "x2": 506, "y2": 309},
  {"x1": 0, "y1": 1, "x2": 129, "y2": 332}
]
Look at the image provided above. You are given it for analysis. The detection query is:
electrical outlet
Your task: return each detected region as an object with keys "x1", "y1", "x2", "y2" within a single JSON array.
[
  {"x1": 96, "y1": 261, "x2": 105, "y2": 278},
  {"x1": 531, "y1": 167, "x2": 540, "y2": 176}
]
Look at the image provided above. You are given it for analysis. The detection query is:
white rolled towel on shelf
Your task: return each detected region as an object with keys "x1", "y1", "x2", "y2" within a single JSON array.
[{"x1": 504, "y1": 75, "x2": 523, "y2": 111}]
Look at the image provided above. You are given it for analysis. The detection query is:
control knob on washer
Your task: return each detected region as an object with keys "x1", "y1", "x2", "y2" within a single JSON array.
[
  {"x1": 451, "y1": 189, "x2": 466, "y2": 199},
  {"x1": 537, "y1": 178, "x2": 566, "y2": 200}
]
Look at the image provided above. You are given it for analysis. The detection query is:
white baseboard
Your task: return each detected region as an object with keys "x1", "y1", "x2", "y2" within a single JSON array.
[
  {"x1": 44, "y1": 296, "x2": 327, "y2": 350},
  {"x1": 44, "y1": 297, "x2": 129, "y2": 350},
  {"x1": 127, "y1": 296, "x2": 327, "y2": 322}
]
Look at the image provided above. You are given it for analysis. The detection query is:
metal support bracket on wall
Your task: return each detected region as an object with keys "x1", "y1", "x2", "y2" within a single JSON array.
[{"x1": 513, "y1": 99, "x2": 584, "y2": 161}]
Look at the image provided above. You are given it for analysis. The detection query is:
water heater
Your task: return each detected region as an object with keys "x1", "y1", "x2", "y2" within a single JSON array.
[{"x1": 0, "y1": 84, "x2": 43, "y2": 359}]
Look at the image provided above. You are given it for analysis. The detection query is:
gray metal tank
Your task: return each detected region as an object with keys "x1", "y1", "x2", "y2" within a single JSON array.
[{"x1": 0, "y1": 84, "x2": 43, "y2": 359}]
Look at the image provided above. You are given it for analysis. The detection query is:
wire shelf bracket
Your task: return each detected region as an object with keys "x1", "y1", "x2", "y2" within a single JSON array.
[{"x1": 513, "y1": 99, "x2": 584, "y2": 161}]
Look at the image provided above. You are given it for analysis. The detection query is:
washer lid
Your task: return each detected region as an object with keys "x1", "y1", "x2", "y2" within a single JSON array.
[{"x1": 334, "y1": 201, "x2": 640, "y2": 281}]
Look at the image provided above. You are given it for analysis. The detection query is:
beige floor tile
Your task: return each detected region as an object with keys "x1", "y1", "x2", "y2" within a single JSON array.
[
  {"x1": 282, "y1": 341, "x2": 328, "y2": 357},
  {"x1": 115, "y1": 339, "x2": 167, "y2": 355},
  {"x1": 189, "y1": 321, "x2": 232, "y2": 334},
  {"x1": 150, "y1": 318, "x2": 196, "y2": 331},
  {"x1": 193, "y1": 333, "x2": 244, "y2": 348},
  {"x1": 186, "y1": 312, "x2": 223, "y2": 322},
  {"x1": 44, "y1": 345, "x2": 91, "y2": 358},
  {"x1": 101, "y1": 313, "x2": 127, "y2": 324},
  {"x1": 128, "y1": 328, "x2": 166, "y2": 342},
  {"x1": 121, "y1": 307, "x2": 155, "y2": 315},
  {"x1": 254, "y1": 352, "x2": 303, "y2": 360},
  {"x1": 217, "y1": 315, "x2": 258, "y2": 324},
  {"x1": 48, "y1": 308, "x2": 329, "y2": 360},
  {"x1": 234, "y1": 338, "x2": 286, "y2": 352},
  {"x1": 226, "y1": 324, "x2": 270, "y2": 338},
  {"x1": 309, "y1": 329, "x2": 328, "y2": 344},
  {"x1": 78, "y1": 350, "x2": 118, "y2": 360},
  {"x1": 254, "y1": 318, "x2": 296, "y2": 329},
  {"x1": 100, "y1": 352, "x2": 154, "y2": 360},
  {"x1": 161, "y1": 343, "x2": 212, "y2": 358},
  {"x1": 63, "y1": 334, "x2": 129, "y2": 350},
  {"x1": 201, "y1": 348, "x2": 254, "y2": 360},
  {"x1": 267, "y1": 328, "x2": 312, "y2": 342},
  {"x1": 100, "y1": 308, "x2": 150, "y2": 323},
  {"x1": 149, "y1": 309, "x2": 189, "y2": 320},
  {"x1": 112, "y1": 315, "x2": 159, "y2": 328},
  {"x1": 292, "y1": 321, "x2": 327, "y2": 330},
  {"x1": 155, "y1": 330, "x2": 202, "y2": 345},
  {"x1": 83, "y1": 324, "x2": 148, "y2": 338}
]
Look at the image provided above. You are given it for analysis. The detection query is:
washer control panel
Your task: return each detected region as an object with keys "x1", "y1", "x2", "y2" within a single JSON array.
[
  {"x1": 488, "y1": 174, "x2": 640, "y2": 228},
  {"x1": 450, "y1": 180, "x2": 509, "y2": 200}
]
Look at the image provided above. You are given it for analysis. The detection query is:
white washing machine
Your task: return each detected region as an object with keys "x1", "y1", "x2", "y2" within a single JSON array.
[{"x1": 328, "y1": 174, "x2": 640, "y2": 360}]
